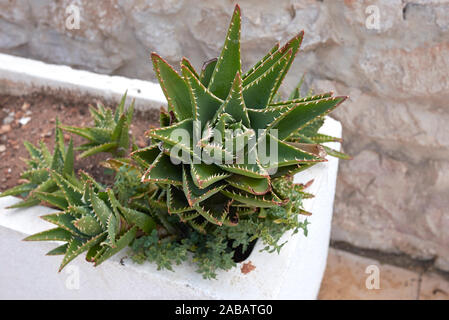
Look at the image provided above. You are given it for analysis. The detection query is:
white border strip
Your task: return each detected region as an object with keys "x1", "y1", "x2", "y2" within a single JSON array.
[{"x1": 0, "y1": 53, "x2": 167, "y2": 111}]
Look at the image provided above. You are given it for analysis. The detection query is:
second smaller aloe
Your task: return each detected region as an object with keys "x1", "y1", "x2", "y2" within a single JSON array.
[
  {"x1": 0, "y1": 120, "x2": 75, "y2": 208},
  {"x1": 62, "y1": 94, "x2": 134, "y2": 158}
]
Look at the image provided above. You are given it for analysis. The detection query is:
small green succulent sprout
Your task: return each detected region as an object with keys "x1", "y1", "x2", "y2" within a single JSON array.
[
  {"x1": 0, "y1": 120, "x2": 75, "y2": 208},
  {"x1": 24, "y1": 170, "x2": 157, "y2": 271},
  {"x1": 133, "y1": 4, "x2": 347, "y2": 232},
  {"x1": 62, "y1": 93, "x2": 134, "y2": 159}
]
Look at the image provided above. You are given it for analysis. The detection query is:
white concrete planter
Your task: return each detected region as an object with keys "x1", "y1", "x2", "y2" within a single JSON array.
[{"x1": 0, "y1": 54, "x2": 342, "y2": 300}]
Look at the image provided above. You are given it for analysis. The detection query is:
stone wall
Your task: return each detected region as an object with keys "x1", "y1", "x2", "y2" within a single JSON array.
[{"x1": 1, "y1": 0, "x2": 448, "y2": 270}]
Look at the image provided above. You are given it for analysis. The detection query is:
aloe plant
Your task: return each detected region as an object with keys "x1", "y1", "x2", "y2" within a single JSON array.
[
  {"x1": 62, "y1": 94, "x2": 134, "y2": 158},
  {"x1": 24, "y1": 170, "x2": 157, "y2": 271},
  {"x1": 133, "y1": 5, "x2": 347, "y2": 232},
  {"x1": 0, "y1": 120, "x2": 75, "y2": 208}
]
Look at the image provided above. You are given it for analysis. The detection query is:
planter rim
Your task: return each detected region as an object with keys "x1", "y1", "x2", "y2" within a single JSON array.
[{"x1": 0, "y1": 53, "x2": 166, "y2": 111}]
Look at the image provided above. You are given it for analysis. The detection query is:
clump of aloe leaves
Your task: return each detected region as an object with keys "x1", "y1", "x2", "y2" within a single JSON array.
[{"x1": 0, "y1": 5, "x2": 348, "y2": 279}]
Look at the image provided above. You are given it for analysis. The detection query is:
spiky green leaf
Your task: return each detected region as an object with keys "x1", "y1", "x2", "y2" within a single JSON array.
[
  {"x1": 208, "y1": 5, "x2": 241, "y2": 99},
  {"x1": 151, "y1": 53, "x2": 193, "y2": 120}
]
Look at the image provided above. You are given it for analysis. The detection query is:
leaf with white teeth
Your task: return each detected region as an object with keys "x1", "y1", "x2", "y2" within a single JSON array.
[
  {"x1": 167, "y1": 185, "x2": 194, "y2": 214},
  {"x1": 46, "y1": 243, "x2": 69, "y2": 256},
  {"x1": 243, "y1": 50, "x2": 292, "y2": 109},
  {"x1": 182, "y1": 166, "x2": 226, "y2": 206},
  {"x1": 269, "y1": 96, "x2": 347, "y2": 140},
  {"x1": 208, "y1": 5, "x2": 241, "y2": 99},
  {"x1": 74, "y1": 215, "x2": 103, "y2": 236},
  {"x1": 225, "y1": 175, "x2": 271, "y2": 195},
  {"x1": 142, "y1": 153, "x2": 183, "y2": 185},
  {"x1": 221, "y1": 188, "x2": 285, "y2": 208},
  {"x1": 59, "y1": 232, "x2": 106, "y2": 272},
  {"x1": 200, "y1": 58, "x2": 217, "y2": 87},
  {"x1": 190, "y1": 163, "x2": 231, "y2": 189},
  {"x1": 152, "y1": 54, "x2": 192, "y2": 120},
  {"x1": 24, "y1": 228, "x2": 72, "y2": 242},
  {"x1": 146, "y1": 118, "x2": 193, "y2": 153},
  {"x1": 242, "y1": 42, "x2": 280, "y2": 80},
  {"x1": 183, "y1": 66, "x2": 223, "y2": 129},
  {"x1": 213, "y1": 73, "x2": 250, "y2": 127},
  {"x1": 41, "y1": 212, "x2": 81, "y2": 236}
]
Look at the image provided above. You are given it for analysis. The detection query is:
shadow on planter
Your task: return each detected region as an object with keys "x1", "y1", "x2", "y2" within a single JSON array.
[{"x1": 232, "y1": 239, "x2": 258, "y2": 263}]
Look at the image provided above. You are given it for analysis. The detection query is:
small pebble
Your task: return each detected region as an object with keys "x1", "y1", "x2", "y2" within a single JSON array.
[
  {"x1": 0, "y1": 145, "x2": 5, "y2": 153},
  {"x1": 137, "y1": 138, "x2": 146, "y2": 148},
  {"x1": 19, "y1": 117, "x2": 31, "y2": 126},
  {"x1": 0, "y1": 124, "x2": 11, "y2": 134},
  {"x1": 21, "y1": 102, "x2": 30, "y2": 111},
  {"x1": 3, "y1": 112, "x2": 15, "y2": 125}
]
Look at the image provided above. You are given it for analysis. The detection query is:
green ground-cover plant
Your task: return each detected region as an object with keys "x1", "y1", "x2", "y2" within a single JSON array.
[{"x1": 1, "y1": 5, "x2": 348, "y2": 279}]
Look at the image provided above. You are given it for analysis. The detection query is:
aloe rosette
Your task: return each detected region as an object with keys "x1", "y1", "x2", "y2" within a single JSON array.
[{"x1": 132, "y1": 5, "x2": 347, "y2": 232}]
